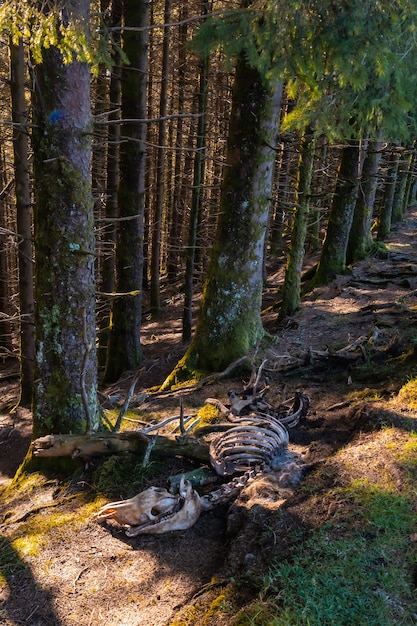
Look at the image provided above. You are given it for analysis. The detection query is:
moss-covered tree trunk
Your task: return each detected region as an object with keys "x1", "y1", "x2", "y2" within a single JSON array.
[
  {"x1": 10, "y1": 39, "x2": 35, "y2": 407},
  {"x1": 346, "y1": 136, "x2": 383, "y2": 264},
  {"x1": 166, "y1": 58, "x2": 282, "y2": 379},
  {"x1": 103, "y1": 0, "x2": 148, "y2": 383},
  {"x1": 31, "y1": 0, "x2": 99, "y2": 436},
  {"x1": 310, "y1": 140, "x2": 360, "y2": 287},
  {"x1": 279, "y1": 125, "x2": 316, "y2": 320}
]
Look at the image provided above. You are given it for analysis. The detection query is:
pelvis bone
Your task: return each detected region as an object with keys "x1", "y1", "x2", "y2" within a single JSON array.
[{"x1": 96, "y1": 476, "x2": 202, "y2": 536}]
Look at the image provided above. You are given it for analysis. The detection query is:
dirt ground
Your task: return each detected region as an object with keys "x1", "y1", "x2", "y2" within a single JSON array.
[{"x1": 1, "y1": 209, "x2": 417, "y2": 625}]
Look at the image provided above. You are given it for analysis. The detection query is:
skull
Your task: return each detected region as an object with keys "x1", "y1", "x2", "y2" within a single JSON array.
[{"x1": 96, "y1": 476, "x2": 202, "y2": 536}]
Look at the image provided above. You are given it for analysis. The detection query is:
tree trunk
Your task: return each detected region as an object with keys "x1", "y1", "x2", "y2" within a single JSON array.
[
  {"x1": 269, "y1": 137, "x2": 292, "y2": 255},
  {"x1": 346, "y1": 136, "x2": 383, "y2": 264},
  {"x1": 142, "y1": 0, "x2": 155, "y2": 291},
  {"x1": 182, "y1": 3, "x2": 209, "y2": 341},
  {"x1": 97, "y1": 0, "x2": 122, "y2": 367},
  {"x1": 403, "y1": 143, "x2": 417, "y2": 209},
  {"x1": 167, "y1": 6, "x2": 188, "y2": 281},
  {"x1": 31, "y1": 0, "x2": 99, "y2": 436},
  {"x1": 103, "y1": 0, "x2": 148, "y2": 383},
  {"x1": 0, "y1": 165, "x2": 13, "y2": 354},
  {"x1": 31, "y1": 431, "x2": 210, "y2": 464},
  {"x1": 150, "y1": 0, "x2": 171, "y2": 315},
  {"x1": 279, "y1": 125, "x2": 316, "y2": 320},
  {"x1": 307, "y1": 136, "x2": 328, "y2": 252},
  {"x1": 165, "y1": 58, "x2": 282, "y2": 382},
  {"x1": 377, "y1": 147, "x2": 400, "y2": 241},
  {"x1": 310, "y1": 140, "x2": 360, "y2": 287},
  {"x1": 391, "y1": 148, "x2": 411, "y2": 223},
  {"x1": 10, "y1": 39, "x2": 35, "y2": 406}
]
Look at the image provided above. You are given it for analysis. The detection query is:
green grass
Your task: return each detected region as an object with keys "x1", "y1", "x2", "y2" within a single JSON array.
[
  {"x1": 0, "y1": 537, "x2": 27, "y2": 581},
  {"x1": 236, "y1": 479, "x2": 417, "y2": 625}
]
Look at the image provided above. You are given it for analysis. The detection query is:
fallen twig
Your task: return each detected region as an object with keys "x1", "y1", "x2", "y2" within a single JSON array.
[{"x1": 113, "y1": 368, "x2": 144, "y2": 432}]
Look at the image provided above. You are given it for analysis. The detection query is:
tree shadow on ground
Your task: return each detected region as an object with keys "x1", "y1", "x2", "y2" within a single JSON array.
[
  {"x1": 0, "y1": 536, "x2": 61, "y2": 625},
  {"x1": 0, "y1": 406, "x2": 32, "y2": 486}
]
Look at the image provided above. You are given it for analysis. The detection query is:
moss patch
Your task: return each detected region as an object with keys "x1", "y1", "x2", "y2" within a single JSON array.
[{"x1": 398, "y1": 377, "x2": 417, "y2": 409}]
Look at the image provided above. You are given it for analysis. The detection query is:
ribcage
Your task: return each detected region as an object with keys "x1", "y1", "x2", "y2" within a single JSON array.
[{"x1": 209, "y1": 415, "x2": 289, "y2": 476}]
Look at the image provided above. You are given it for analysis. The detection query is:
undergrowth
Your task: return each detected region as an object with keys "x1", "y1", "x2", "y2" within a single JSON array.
[{"x1": 92, "y1": 453, "x2": 162, "y2": 499}]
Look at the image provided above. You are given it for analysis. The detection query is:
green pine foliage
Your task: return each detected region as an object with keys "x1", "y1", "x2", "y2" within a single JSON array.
[
  {"x1": 191, "y1": 0, "x2": 417, "y2": 142},
  {"x1": 0, "y1": 2, "x2": 94, "y2": 64},
  {"x1": 0, "y1": 0, "x2": 122, "y2": 74}
]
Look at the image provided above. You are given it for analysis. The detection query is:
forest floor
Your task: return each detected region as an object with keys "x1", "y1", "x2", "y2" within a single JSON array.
[{"x1": 1, "y1": 209, "x2": 417, "y2": 625}]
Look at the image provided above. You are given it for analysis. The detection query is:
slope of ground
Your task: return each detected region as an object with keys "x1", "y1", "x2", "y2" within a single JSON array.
[{"x1": 1, "y1": 209, "x2": 417, "y2": 625}]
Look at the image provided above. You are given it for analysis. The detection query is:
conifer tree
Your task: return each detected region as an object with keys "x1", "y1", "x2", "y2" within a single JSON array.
[
  {"x1": 310, "y1": 141, "x2": 361, "y2": 287},
  {"x1": 279, "y1": 124, "x2": 316, "y2": 319},
  {"x1": 10, "y1": 39, "x2": 34, "y2": 406},
  {"x1": 103, "y1": 0, "x2": 148, "y2": 383},
  {"x1": 346, "y1": 135, "x2": 384, "y2": 264},
  {"x1": 163, "y1": 53, "x2": 282, "y2": 382},
  {"x1": 31, "y1": 0, "x2": 99, "y2": 435}
]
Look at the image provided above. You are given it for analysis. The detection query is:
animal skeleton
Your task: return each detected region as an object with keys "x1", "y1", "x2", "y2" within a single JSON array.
[{"x1": 96, "y1": 376, "x2": 310, "y2": 537}]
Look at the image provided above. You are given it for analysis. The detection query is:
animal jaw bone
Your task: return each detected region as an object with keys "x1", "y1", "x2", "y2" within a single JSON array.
[
  {"x1": 96, "y1": 476, "x2": 202, "y2": 536},
  {"x1": 96, "y1": 486, "x2": 179, "y2": 528},
  {"x1": 131, "y1": 477, "x2": 202, "y2": 535}
]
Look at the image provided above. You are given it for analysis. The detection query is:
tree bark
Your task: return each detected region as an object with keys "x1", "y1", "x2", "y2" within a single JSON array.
[
  {"x1": 307, "y1": 136, "x2": 328, "y2": 252},
  {"x1": 182, "y1": 3, "x2": 209, "y2": 341},
  {"x1": 346, "y1": 136, "x2": 383, "y2": 264},
  {"x1": 310, "y1": 140, "x2": 360, "y2": 287},
  {"x1": 10, "y1": 39, "x2": 35, "y2": 406},
  {"x1": 279, "y1": 125, "x2": 316, "y2": 319},
  {"x1": 32, "y1": 431, "x2": 210, "y2": 464},
  {"x1": 377, "y1": 147, "x2": 400, "y2": 241},
  {"x1": 165, "y1": 58, "x2": 282, "y2": 382},
  {"x1": 403, "y1": 143, "x2": 417, "y2": 209},
  {"x1": 0, "y1": 166, "x2": 13, "y2": 354},
  {"x1": 150, "y1": 0, "x2": 171, "y2": 315},
  {"x1": 97, "y1": 0, "x2": 122, "y2": 367},
  {"x1": 167, "y1": 6, "x2": 188, "y2": 281},
  {"x1": 31, "y1": 0, "x2": 99, "y2": 436},
  {"x1": 103, "y1": 0, "x2": 148, "y2": 383},
  {"x1": 391, "y1": 148, "x2": 411, "y2": 223}
]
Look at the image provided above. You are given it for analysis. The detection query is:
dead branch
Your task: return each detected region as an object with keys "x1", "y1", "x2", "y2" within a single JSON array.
[
  {"x1": 31, "y1": 431, "x2": 210, "y2": 463},
  {"x1": 113, "y1": 368, "x2": 144, "y2": 432}
]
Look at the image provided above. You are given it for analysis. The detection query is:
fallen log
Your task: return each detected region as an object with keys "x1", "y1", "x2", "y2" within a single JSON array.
[{"x1": 31, "y1": 431, "x2": 210, "y2": 463}]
